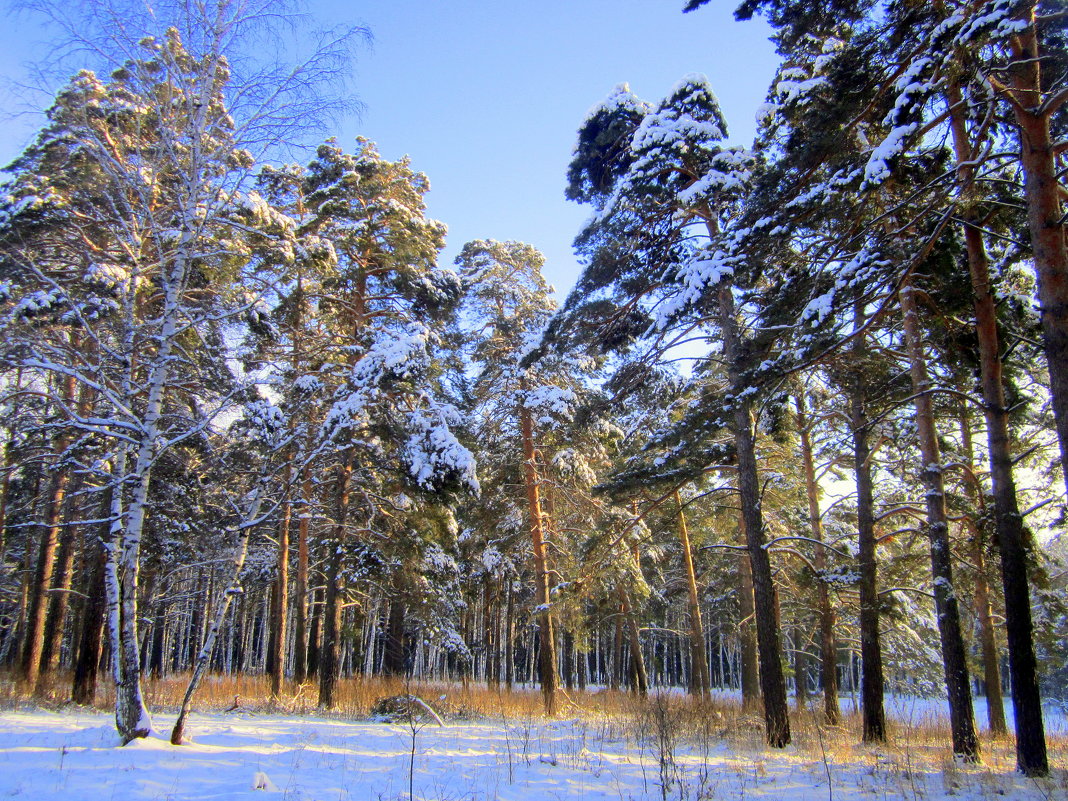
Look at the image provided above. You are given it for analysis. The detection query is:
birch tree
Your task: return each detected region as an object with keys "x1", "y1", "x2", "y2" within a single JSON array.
[{"x1": 0, "y1": 0, "x2": 359, "y2": 743}]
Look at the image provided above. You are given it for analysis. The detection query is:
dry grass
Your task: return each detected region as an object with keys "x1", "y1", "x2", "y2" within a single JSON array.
[{"x1": 2, "y1": 670, "x2": 1066, "y2": 786}]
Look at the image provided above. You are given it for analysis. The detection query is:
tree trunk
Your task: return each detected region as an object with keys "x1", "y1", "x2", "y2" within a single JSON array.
[
  {"x1": 504, "y1": 578, "x2": 515, "y2": 690},
  {"x1": 737, "y1": 513, "x2": 760, "y2": 708},
  {"x1": 72, "y1": 511, "x2": 108, "y2": 706},
  {"x1": 486, "y1": 579, "x2": 500, "y2": 688},
  {"x1": 611, "y1": 609, "x2": 623, "y2": 691},
  {"x1": 102, "y1": 444, "x2": 152, "y2": 743},
  {"x1": 171, "y1": 485, "x2": 265, "y2": 744},
  {"x1": 794, "y1": 392, "x2": 840, "y2": 724},
  {"x1": 0, "y1": 367, "x2": 18, "y2": 568},
  {"x1": 947, "y1": 78, "x2": 1047, "y2": 773},
  {"x1": 674, "y1": 490, "x2": 711, "y2": 697},
  {"x1": 306, "y1": 587, "x2": 322, "y2": 680},
  {"x1": 318, "y1": 455, "x2": 353, "y2": 709},
  {"x1": 22, "y1": 382, "x2": 74, "y2": 690},
  {"x1": 519, "y1": 390, "x2": 557, "y2": 715},
  {"x1": 292, "y1": 462, "x2": 312, "y2": 684},
  {"x1": 39, "y1": 485, "x2": 80, "y2": 681},
  {"x1": 562, "y1": 629, "x2": 575, "y2": 691},
  {"x1": 972, "y1": 518, "x2": 1007, "y2": 734},
  {"x1": 850, "y1": 310, "x2": 887, "y2": 743},
  {"x1": 793, "y1": 629, "x2": 810, "y2": 709},
  {"x1": 718, "y1": 282, "x2": 790, "y2": 747},
  {"x1": 617, "y1": 585, "x2": 647, "y2": 698},
  {"x1": 384, "y1": 593, "x2": 407, "y2": 676},
  {"x1": 996, "y1": 21, "x2": 1068, "y2": 509},
  {"x1": 268, "y1": 477, "x2": 292, "y2": 697},
  {"x1": 899, "y1": 281, "x2": 980, "y2": 762}
]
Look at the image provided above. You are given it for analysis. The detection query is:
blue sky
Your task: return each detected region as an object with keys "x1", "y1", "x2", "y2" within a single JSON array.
[{"x1": 0, "y1": 0, "x2": 779, "y2": 299}]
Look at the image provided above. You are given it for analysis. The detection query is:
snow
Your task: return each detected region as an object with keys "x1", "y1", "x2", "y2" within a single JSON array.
[
  {"x1": 523, "y1": 385, "x2": 577, "y2": 424},
  {"x1": 404, "y1": 404, "x2": 480, "y2": 493},
  {"x1": 578, "y1": 83, "x2": 650, "y2": 128},
  {"x1": 862, "y1": 122, "x2": 918, "y2": 188},
  {"x1": 0, "y1": 703, "x2": 1063, "y2": 801}
]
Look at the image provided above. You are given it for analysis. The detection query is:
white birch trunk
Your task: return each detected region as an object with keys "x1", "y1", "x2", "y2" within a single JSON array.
[{"x1": 171, "y1": 482, "x2": 266, "y2": 744}]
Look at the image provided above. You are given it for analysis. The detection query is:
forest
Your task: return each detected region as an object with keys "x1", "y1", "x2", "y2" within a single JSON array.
[{"x1": 0, "y1": 0, "x2": 1065, "y2": 787}]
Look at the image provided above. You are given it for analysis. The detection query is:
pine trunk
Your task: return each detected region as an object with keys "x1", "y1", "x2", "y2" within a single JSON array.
[
  {"x1": 520, "y1": 391, "x2": 557, "y2": 715},
  {"x1": 795, "y1": 392, "x2": 840, "y2": 724},
  {"x1": 384, "y1": 594, "x2": 407, "y2": 676},
  {"x1": 38, "y1": 490, "x2": 78, "y2": 683},
  {"x1": 318, "y1": 456, "x2": 353, "y2": 709},
  {"x1": 718, "y1": 282, "x2": 790, "y2": 747},
  {"x1": 268, "y1": 479, "x2": 292, "y2": 698},
  {"x1": 1001, "y1": 25, "x2": 1068, "y2": 506},
  {"x1": 618, "y1": 585, "x2": 647, "y2": 698},
  {"x1": 737, "y1": 515, "x2": 760, "y2": 708},
  {"x1": 292, "y1": 464, "x2": 312, "y2": 684},
  {"x1": 850, "y1": 311, "x2": 887, "y2": 743},
  {"x1": 899, "y1": 282, "x2": 979, "y2": 762},
  {"x1": 22, "y1": 394, "x2": 74, "y2": 691},
  {"x1": 674, "y1": 490, "x2": 711, "y2": 697},
  {"x1": 948, "y1": 78, "x2": 1047, "y2": 773}
]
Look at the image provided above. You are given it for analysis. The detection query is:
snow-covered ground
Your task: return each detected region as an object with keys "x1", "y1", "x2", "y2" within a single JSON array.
[{"x1": 0, "y1": 702, "x2": 1063, "y2": 801}]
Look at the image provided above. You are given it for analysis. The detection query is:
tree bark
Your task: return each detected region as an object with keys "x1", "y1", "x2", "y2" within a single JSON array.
[
  {"x1": 617, "y1": 584, "x2": 647, "y2": 698},
  {"x1": 520, "y1": 387, "x2": 557, "y2": 715},
  {"x1": 899, "y1": 281, "x2": 980, "y2": 762},
  {"x1": 267, "y1": 473, "x2": 292, "y2": 697},
  {"x1": 718, "y1": 282, "x2": 790, "y2": 747},
  {"x1": 996, "y1": 19, "x2": 1068, "y2": 507},
  {"x1": 318, "y1": 455, "x2": 353, "y2": 709},
  {"x1": 102, "y1": 444, "x2": 152, "y2": 743},
  {"x1": 947, "y1": 78, "x2": 1047, "y2": 773},
  {"x1": 849, "y1": 309, "x2": 887, "y2": 743},
  {"x1": 737, "y1": 511, "x2": 760, "y2": 708},
  {"x1": 794, "y1": 392, "x2": 840, "y2": 724},
  {"x1": 384, "y1": 593, "x2": 407, "y2": 676},
  {"x1": 674, "y1": 490, "x2": 711, "y2": 698},
  {"x1": 22, "y1": 374, "x2": 76, "y2": 691},
  {"x1": 292, "y1": 462, "x2": 312, "y2": 684},
  {"x1": 39, "y1": 488, "x2": 79, "y2": 682}
]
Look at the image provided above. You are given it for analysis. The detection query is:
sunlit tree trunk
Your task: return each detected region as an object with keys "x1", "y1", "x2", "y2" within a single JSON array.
[
  {"x1": 292, "y1": 461, "x2": 312, "y2": 684},
  {"x1": 674, "y1": 490, "x2": 710, "y2": 697},
  {"x1": 794, "y1": 392, "x2": 839, "y2": 724},
  {"x1": 520, "y1": 388, "x2": 557, "y2": 715},
  {"x1": 23, "y1": 371, "x2": 76, "y2": 691},
  {"x1": 947, "y1": 78, "x2": 1046, "y2": 773}
]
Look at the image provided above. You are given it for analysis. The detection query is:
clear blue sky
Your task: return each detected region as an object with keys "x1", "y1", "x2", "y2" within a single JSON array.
[{"x1": 0, "y1": 0, "x2": 779, "y2": 298}]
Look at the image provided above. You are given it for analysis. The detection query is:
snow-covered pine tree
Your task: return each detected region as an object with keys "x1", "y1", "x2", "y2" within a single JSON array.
[
  {"x1": 703, "y1": 0, "x2": 1054, "y2": 770},
  {"x1": 454, "y1": 238, "x2": 589, "y2": 714},
  {"x1": 291, "y1": 139, "x2": 474, "y2": 708},
  {"x1": 561, "y1": 75, "x2": 793, "y2": 747}
]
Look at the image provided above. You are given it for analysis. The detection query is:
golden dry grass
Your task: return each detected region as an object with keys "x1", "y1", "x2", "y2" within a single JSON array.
[{"x1": 2, "y1": 670, "x2": 1066, "y2": 783}]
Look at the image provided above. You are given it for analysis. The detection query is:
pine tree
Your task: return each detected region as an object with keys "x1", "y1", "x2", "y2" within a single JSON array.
[{"x1": 561, "y1": 76, "x2": 792, "y2": 747}]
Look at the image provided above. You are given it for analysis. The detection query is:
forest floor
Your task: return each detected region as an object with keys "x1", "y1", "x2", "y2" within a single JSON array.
[{"x1": 0, "y1": 680, "x2": 1065, "y2": 801}]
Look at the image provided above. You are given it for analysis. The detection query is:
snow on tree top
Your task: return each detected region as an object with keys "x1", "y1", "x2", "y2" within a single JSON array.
[{"x1": 579, "y1": 83, "x2": 650, "y2": 128}]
